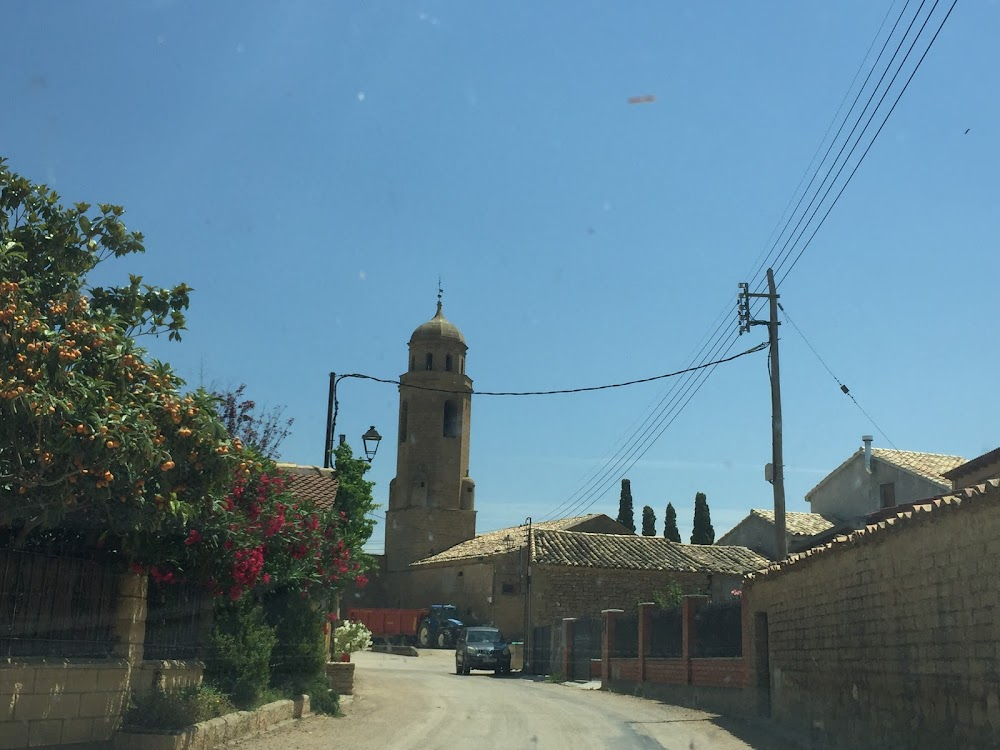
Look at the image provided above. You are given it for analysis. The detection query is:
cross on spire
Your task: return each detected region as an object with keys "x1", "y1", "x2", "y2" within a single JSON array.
[{"x1": 436, "y1": 276, "x2": 443, "y2": 313}]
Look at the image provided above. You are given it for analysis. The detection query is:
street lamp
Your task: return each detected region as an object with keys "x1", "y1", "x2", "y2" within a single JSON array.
[
  {"x1": 361, "y1": 425, "x2": 382, "y2": 463},
  {"x1": 324, "y1": 372, "x2": 382, "y2": 468}
]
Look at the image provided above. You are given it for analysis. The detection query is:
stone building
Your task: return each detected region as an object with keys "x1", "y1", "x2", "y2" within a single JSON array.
[
  {"x1": 717, "y1": 509, "x2": 837, "y2": 560},
  {"x1": 805, "y1": 436, "x2": 965, "y2": 521}
]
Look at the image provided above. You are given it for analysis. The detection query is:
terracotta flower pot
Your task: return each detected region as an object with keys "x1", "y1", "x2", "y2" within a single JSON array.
[{"x1": 339, "y1": 652, "x2": 351, "y2": 662}]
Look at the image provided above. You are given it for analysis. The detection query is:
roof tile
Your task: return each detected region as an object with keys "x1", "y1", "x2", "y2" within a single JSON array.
[{"x1": 275, "y1": 463, "x2": 339, "y2": 510}]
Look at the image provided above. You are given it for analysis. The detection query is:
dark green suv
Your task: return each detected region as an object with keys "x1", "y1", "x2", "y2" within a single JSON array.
[{"x1": 455, "y1": 627, "x2": 512, "y2": 675}]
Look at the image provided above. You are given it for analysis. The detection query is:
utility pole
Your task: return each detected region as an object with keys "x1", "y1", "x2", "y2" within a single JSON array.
[
  {"x1": 738, "y1": 269, "x2": 787, "y2": 559},
  {"x1": 323, "y1": 372, "x2": 336, "y2": 468}
]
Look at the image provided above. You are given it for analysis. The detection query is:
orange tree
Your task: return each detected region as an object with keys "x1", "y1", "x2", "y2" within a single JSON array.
[{"x1": 0, "y1": 159, "x2": 234, "y2": 547}]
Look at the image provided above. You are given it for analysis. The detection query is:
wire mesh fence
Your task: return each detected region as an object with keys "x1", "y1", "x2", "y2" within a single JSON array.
[
  {"x1": 612, "y1": 613, "x2": 638, "y2": 658},
  {"x1": 649, "y1": 605, "x2": 683, "y2": 658},
  {"x1": 0, "y1": 547, "x2": 119, "y2": 658},
  {"x1": 144, "y1": 581, "x2": 205, "y2": 660},
  {"x1": 694, "y1": 600, "x2": 742, "y2": 657}
]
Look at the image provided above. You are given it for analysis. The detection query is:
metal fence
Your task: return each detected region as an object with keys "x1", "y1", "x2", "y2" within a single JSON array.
[
  {"x1": 144, "y1": 582, "x2": 204, "y2": 660},
  {"x1": 0, "y1": 547, "x2": 119, "y2": 658},
  {"x1": 613, "y1": 613, "x2": 639, "y2": 657},
  {"x1": 694, "y1": 601, "x2": 742, "y2": 657},
  {"x1": 649, "y1": 606, "x2": 683, "y2": 658},
  {"x1": 569, "y1": 616, "x2": 602, "y2": 680}
]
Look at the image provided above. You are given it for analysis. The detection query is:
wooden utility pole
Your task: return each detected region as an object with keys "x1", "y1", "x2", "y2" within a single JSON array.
[{"x1": 738, "y1": 269, "x2": 787, "y2": 559}]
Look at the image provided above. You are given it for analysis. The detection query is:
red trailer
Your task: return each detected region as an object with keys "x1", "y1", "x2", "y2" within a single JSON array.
[{"x1": 347, "y1": 604, "x2": 464, "y2": 648}]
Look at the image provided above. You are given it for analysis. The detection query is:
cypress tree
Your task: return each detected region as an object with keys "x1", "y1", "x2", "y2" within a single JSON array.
[
  {"x1": 641, "y1": 505, "x2": 656, "y2": 536},
  {"x1": 690, "y1": 491, "x2": 715, "y2": 545},
  {"x1": 663, "y1": 502, "x2": 681, "y2": 542},
  {"x1": 616, "y1": 478, "x2": 636, "y2": 533}
]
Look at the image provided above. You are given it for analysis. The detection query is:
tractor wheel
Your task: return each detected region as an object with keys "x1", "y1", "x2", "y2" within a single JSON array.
[
  {"x1": 418, "y1": 624, "x2": 431, "y2": 648},
  {"x1": 437, "y1": 631, "x2": 448, "y2": 648}
]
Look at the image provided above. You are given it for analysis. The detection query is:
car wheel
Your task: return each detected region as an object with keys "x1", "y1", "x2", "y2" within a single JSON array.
[
  {"x1": 418, "y1": 624, "x2": 431, "y2": 648},
  {"x1": 463, "y1": 660, "x2": 471, "y2": 675},
  {"x1": 437, "y1": 632, "x2": 448, "y2": 648}
]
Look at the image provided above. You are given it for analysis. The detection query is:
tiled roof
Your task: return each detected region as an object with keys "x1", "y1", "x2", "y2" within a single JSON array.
[
  {"x1": 532, "y1": 530, "x2": 770, "y2": 576},
  {"x1": 942, "y1": 446, "x2": 1000, "y2": 481},
  {"x1": 275, "y1": 463, "x2": 339, "y2": 510},
  {"x1": 749, "y1": 479, "x2": 1000, "y2": 582},
  {"x1": 749, "y1": 509, "x2": 837, "y2": 537},
  {"x1": 870, "y1": 448, "x2": 965, "y2": 486},
  {"x1": 411, "y1": 515, "x2": 609, "y2": 565}
]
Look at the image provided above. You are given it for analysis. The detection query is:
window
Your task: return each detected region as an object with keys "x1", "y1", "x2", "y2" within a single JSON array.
[
  {"x1": 399, "y1": 402, "x2": 407, "y2": 444},
  {"x1": 501, "y1": 582, "x2": 516, "y2": 595},
  {"x1": 460, "y1": 356, "x2": 465, "y2": 374},
  {"x1": 446, "y1": 354, "x2": 453, "y2": 372},
  {"x1": 880, "y1": 482, "x2": 896, "y2": 509},
  {"x1": 425, "y1": 353, "x2": 433, "y2": 370},
  {"x1": 443, "y1": 400, "x2": 460, "y2": 438}
]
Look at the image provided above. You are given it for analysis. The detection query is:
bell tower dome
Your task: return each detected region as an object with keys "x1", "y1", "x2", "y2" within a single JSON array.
[{"x1": 385, "y1": 298, "x2": 476, "y2": 573}]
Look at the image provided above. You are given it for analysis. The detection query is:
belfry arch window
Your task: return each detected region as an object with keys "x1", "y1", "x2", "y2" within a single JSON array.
[
  {"x1": 460, "y1": 356, "x2": 465, "y2": 374},
  {"x1": 443, "y1": 400, "x2": 460, "y2": 438},
  {"x1": 425, "y1": 353, "x2": 433, "y2": 370},
  {"x1": 446, "y1": 354, "x2": 453, "y2": 372},
  {"x1": 399, "y1": 401, "x2": 408, "y2": 444}
]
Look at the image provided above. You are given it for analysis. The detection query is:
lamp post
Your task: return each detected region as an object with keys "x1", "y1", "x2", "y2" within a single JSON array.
[{"x1": 324, "y1": 372, "x2": 382, "y2": 468}]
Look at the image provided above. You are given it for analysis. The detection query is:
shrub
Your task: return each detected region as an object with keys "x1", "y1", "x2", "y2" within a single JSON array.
[
  {"x1": 265, "y1": 588, "x2": 326, "y2": 696},
  {"x1": 204, "y1": 597, "x2": 277, "y2": 709},
  {"x1": 124, "y1": 685, "x2": 234, "y2": 731}
]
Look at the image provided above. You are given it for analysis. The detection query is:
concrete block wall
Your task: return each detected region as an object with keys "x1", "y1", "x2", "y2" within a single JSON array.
[
  {"x1": 746, "y1": 483, "x2": 1000, "y2": 749},
  {"x1": 0, "y1": 570, "x2": 205, "y2": 748}
]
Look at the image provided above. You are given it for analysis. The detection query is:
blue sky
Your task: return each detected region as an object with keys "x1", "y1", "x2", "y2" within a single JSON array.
[{"x1": 6, "y1": 1, "x2": 999, "y2": 551}]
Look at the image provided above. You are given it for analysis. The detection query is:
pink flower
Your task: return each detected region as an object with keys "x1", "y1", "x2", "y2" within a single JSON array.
[
  {"x1": 184, "y1": 528, "x2": 202, "y2": 546},
  {"x1": 263, "y1": 573, "x2": 271, "y2": 584}
]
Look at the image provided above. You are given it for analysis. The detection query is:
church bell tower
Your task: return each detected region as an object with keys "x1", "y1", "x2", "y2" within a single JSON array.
[{"x1": 385, "y1": 298, "x2": 476, "y2": 572}]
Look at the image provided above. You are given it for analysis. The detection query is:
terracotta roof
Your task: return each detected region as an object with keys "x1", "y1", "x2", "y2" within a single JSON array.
[
  {"x1": 531, "y1": 530, "x2": 770, "y2": 576},
  {"x1": 410, "y1": 515, "x2": 609, "y2": 565},
  {"x1": 942, "y1": 446, "x2": 1000, "y2": 481},
  {"x1": 747, "y1": 509, "x2": 837, "y2": 537},
  {"x1": 275, "y1": 463, "x2": 339, "y2": 510},
  {"x1": 749, "y1": 479, "x2": 1000, "y2": 582},
  {"x1": 870, "y1": 448, "x2": 965, "y2": 486}
]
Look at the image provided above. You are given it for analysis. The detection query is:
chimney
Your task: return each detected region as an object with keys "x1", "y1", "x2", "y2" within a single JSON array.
[{"x1": 862, "y1": 435, "x2": 873, "y2": 474}]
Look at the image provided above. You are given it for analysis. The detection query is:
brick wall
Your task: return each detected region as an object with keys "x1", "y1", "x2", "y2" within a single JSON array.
[
  {"x1": 746, "y1": 482, "x2": 1000, "y2": 749},
  {"x1": 530, "y1": 565, "x2": 708, "y2": 625}
]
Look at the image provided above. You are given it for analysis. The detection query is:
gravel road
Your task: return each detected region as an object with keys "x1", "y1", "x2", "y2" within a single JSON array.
[{"x1": 233, "y1": 648, "x2": 806, "y2": 750}]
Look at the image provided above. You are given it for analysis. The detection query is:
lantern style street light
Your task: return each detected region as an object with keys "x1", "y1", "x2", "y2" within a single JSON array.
[{"x1": 361, "y1": 426, "x2": 382, "y2": 463}]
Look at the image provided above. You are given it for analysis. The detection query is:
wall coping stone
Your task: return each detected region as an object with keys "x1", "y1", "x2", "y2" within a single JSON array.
[
  {"x1": 2, "y1": 657, "x2": 130, "y2": 669},
  {"x1": 113, "y1": 697, "x2": 307, "y2": 750}
]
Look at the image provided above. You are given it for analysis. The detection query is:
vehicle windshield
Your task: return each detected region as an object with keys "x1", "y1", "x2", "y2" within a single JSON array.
[{"x1": 466, "y1": 630, "x2": 501, "y2": 644}]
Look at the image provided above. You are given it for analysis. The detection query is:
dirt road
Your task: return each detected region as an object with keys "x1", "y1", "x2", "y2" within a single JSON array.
[{"x1": 234, "y1": 649, "x2": 804, "y2": 750}]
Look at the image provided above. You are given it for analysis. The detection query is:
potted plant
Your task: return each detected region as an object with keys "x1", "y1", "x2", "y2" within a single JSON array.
[{"x1": 327, "y1": 620, "x2": 372, "y2": 695}]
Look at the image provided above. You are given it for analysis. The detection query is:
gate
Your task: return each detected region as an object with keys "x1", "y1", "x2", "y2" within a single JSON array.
[
  {"x1": 531, "y1": 624, "x2": 552, "y2": 675},
  {"x1": 569, "y1": 616, "x2": 602, "y2": 681}
]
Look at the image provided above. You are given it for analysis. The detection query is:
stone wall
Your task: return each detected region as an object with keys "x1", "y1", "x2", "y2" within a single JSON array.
[
  {"x1": 530, "y1": 565, "x2": 709, "y2": 626},
  {"x1": 746, "y1": 481, "x2": 1000, "y2": 749}
]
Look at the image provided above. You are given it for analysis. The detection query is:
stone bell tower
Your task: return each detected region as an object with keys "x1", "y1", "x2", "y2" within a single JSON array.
[{"x1": 385, "y1": 298, "x2": 476, "y2": 573}]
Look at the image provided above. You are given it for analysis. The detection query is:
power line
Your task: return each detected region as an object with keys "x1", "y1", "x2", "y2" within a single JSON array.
[
  {"x1": 777, "y1": 302, "x2": 898, "y2": 449},
  {"x1": 337, "y1": 342, "x2": 767, "y2": 397},
  {"x1": 539, "y1": 0, "x2": 956, "y2": 521}
]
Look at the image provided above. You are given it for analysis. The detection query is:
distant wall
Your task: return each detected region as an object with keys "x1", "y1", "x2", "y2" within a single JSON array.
[
  {"x1": 530, "y1": 565, "x2": 708, "y2": 626},
  {"x1": 747, "y1": 481, "x2": 1000, "y2": 749}
]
